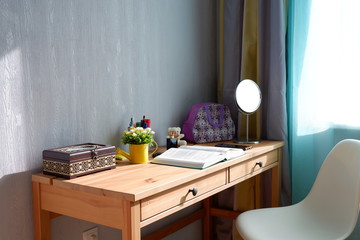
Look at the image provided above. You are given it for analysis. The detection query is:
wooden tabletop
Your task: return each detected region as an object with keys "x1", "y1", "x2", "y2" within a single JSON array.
[{"x1": 32, "y1": 140, "x2": 284, "y2": 202}]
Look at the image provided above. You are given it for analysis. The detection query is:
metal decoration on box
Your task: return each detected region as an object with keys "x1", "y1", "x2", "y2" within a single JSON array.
[{"x1": 43, "y1": 143, "x2": 116, "y2": 179}]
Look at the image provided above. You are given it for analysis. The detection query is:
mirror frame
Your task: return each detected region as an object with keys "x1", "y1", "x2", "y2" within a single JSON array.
[{"x1": 235, "y1": 79, "x2": 262, "y2": 114}]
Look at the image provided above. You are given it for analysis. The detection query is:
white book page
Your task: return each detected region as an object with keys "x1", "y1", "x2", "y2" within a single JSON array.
[
  {"x1": 152, "y1": 146, "x2": 245, "y2": 169},
  {"x1": 156, "y1": 148, "x2": 223, "y2": 162},
  {"x1": 179, "y1": 145, "x2": 244, "y2": 159}
]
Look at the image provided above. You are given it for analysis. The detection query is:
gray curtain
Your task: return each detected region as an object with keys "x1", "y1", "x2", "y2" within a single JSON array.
[
  {"x1": 216, "y1": 0, "x2": 290, "y2": 239},
  {"x1": 214, "y1": 1, "x2": 243, "y2": 239},
  {"x1": 258, "y1": 0, "x2": 291, "y2": 206},
  {"x1": 221, "y1": 0, "x2": 244, "y2": 128}
]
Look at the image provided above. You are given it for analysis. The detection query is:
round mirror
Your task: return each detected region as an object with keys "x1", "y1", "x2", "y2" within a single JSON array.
[
  {"x1": 234, "y1": 79, "x2": 261, "y2": 144},
  {"x1": 235, "y1": 79, "x2": 262, "y2": 114}
]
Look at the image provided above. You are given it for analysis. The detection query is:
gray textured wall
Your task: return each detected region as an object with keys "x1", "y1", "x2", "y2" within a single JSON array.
[{"x1": 0, "y1": 0, "x2": 216, "y2": 239}]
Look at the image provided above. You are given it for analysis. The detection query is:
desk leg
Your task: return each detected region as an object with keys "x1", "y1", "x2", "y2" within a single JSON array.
[
  {"x1": 271, "y1": 165, "x2": 280, "y2": 207},
  {"x1": 32, "y1": 182, "x2": 51, "y2": 240},
  {"x1": 203, "y1": 198, "x2": 212, "y2": 240},
  {"x1": 122, "y1": 201, "x2": 141, "y2": 240}
]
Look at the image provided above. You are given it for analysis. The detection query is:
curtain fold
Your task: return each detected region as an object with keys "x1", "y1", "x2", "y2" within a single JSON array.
[
  {"x1": 218, "y1": 0, "x2": 244, "y2": 123},
  {"x1": 215, "y1": 2, "x2": 244, "y2": 238},
  {"x1": 258, "y1": 0, "x2": 290, "y2": 206},
  {"x1": 238, "y1": 0, "x2": 260, "y2": 140},
  {"x1": 287, "y1": 0, "x2": 313, "y2": 203}
]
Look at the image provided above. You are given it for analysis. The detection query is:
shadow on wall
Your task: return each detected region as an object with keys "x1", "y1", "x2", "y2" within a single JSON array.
[
  {"x1": 0, "y1": 169, "x2": 41, "y2": 239},
  {"x1": 0, "y1": 169, "x2": 122, "y2": 240}
]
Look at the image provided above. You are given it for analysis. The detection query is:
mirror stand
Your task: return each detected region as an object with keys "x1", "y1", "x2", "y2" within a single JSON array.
[{"x1": 234, "y1": 114, "x2": 260, "y2": 144}]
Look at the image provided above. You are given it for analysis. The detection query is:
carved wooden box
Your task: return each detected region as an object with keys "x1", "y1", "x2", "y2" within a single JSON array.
[{"x1": 43, "y1": 143, "x2": 116, "y2": 179}]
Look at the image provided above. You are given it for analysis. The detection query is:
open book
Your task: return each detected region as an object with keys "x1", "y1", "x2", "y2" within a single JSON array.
[{"x1": 152, "y1": 145, "x2": 245, "y2": 169}]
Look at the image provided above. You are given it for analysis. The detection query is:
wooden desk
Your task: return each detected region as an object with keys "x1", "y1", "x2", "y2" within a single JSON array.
[{"x1": 32, "y1": 140, "x2": 283, "y2": 240}]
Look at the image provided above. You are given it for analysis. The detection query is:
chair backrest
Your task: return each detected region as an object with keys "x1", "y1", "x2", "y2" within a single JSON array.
[{"x1": 302, "y1": 139, "x2": 360, "y2": 236}]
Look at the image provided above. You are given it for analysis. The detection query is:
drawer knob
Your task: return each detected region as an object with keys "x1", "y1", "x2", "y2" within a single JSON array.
[
  {"x1": 255, "y1": 161, "x2": 263, "y2": 168},
  {"x1": 188, "y1": 187, "x2": 198, "y2": 196}
]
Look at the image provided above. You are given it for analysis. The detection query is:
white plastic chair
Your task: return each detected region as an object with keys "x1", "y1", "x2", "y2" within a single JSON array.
[{"x1": 236, "y1": 139, "x2": 360, "y2": 240}]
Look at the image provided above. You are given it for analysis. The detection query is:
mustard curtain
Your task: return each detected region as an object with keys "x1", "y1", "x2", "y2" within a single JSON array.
[{"x1": 238, "y1": 0, "x2": 261, "y2": 141}]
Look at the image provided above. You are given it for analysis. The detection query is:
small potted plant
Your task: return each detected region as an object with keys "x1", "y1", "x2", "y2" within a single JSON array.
[{"x1": 118, "y1": 127, "x2": 157, "y2": 163}]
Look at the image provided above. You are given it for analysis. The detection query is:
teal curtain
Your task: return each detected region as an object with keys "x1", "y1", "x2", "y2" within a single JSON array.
[
  {"x1": 287, "y1": 0, "x2": 312, "y2": 204},
  {"x1": 287, "y1": 0, "x2": 360, "y2": 238}
]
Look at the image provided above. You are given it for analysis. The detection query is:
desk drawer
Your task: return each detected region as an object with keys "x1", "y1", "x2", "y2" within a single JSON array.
[
  {"x1": 141, "y1": 169, "x2": 226, "y2": 220},
  {"x1": 229, "y1": 150, "x2": 278, "y2": 182}
]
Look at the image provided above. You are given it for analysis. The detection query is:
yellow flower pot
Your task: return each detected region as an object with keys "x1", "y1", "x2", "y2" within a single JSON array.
[
  {"x1": 116, "y1": 142, "x2": 158, "y2": 164},
  {"x1": 129, "y1": 144, "x2": 150, "y2": 164}
]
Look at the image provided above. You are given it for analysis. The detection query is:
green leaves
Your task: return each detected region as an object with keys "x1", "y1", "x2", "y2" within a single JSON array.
[{"x1": 121, "y1": 127, "x2": 155, "y2": 145}]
